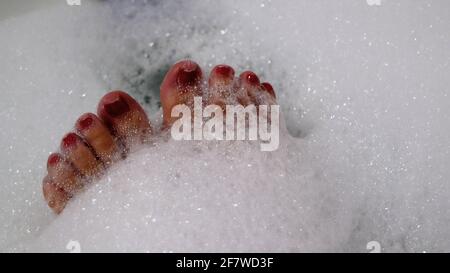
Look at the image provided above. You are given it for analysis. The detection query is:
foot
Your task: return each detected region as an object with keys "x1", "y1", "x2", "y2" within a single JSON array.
[
  {"x1": 160, "y1": 60, "x2": 276, "y2": 127},
  {"x1": 43, "y1": 91, "x2": 151, "y2": 213},
  {"x1": 43, "y1": 60, "x2": 277, "y2": 214}
]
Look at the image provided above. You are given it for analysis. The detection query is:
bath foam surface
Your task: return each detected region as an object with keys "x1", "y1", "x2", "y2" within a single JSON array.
[{"x1": 1, "y1": 0, "x2": 450, "y2": 252}]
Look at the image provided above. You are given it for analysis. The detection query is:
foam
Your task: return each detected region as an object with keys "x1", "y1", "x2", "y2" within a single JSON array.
[{"x1": 1, "y1": 0, "x2": 450, "y2": 252}]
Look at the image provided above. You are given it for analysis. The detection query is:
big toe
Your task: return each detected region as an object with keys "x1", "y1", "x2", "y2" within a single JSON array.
[
  {"x1": 160, "y1": 60, "x2": 203, "y2": 127},
  {"x1": 97, "y1": 91, "x2": 151, "y2": 150}
]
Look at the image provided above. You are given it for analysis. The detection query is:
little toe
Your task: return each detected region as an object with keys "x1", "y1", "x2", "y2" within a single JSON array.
[{"x1": 43, "y1": 175, "x2": 71, "y2": 214}]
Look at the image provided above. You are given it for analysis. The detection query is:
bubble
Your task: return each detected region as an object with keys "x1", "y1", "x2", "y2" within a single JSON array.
[{"x1": 1, "y1": 0, "x2": 450, "y2": 253}]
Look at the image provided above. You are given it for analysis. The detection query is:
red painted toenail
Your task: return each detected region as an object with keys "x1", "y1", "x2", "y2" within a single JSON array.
[
  {"x1": 104, "y1": 95, "x2": 130, "y2": 117},
  {"x1": 47, "y1": 153, "x2": 61, "y2": 166},
  {"x1": 242, "y1": 71, "x2": 260, "y2": 86},
  {"x1": 62, "y1": 133, "x2": 79, "y2": 149},
  {"x1": 214, "y1": 65, "x2": 235, "y2": 78},
  {"x1": 261, "y1": 82, "x2": 276, "y2": 98},
  {"x1": 78, "y1": 115, "x2": 94, "y2": 130},
  {"x1": 177, "y1": 62, "x2": 202, "y2": 87}
]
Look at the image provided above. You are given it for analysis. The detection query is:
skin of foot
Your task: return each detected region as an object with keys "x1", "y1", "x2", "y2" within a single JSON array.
[{"x1": 42, "y1": 60, "x2": 277, "y2": 214}]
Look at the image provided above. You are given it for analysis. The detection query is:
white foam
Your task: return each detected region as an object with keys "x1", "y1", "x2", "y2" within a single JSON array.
[{"x1": 1, "y1": 0, "x2": 450, "y2": 252}]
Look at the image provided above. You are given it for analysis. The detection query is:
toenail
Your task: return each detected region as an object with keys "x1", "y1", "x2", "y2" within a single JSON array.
[
  {"x1": 78, "y1": 115, "x2": 94, "y2": 130},
  {"x1": 177, "y1": 62, "x2": 201, "y2": 87},
  {"x1": 62, "y1": 133, "x2": 79, "y2": 149},
  {"x1": 261, "y1": 82, "x2": 276, "y2": 98},
  {"x1": 214, "y1": 65, "x2": 235, "y2": 78},
  {"x1": 243, "y1": 71, "x2": 260, "y2": 86},
  {"x1": 104, "y1": 95, "x2": 130, "y2": 117},
  {"x1": 47, "y1": 153, "x2": 61, "y2": 166}
]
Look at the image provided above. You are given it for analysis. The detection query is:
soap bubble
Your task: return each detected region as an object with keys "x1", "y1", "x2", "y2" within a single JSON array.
[{"x1": 1, "y1": 0, "x2": 450, "y2": 252}]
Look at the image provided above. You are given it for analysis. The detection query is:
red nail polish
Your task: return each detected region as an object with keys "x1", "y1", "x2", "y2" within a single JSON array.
[
  {"x1": 104, "y1": 95, "x2": 130, "y2": 117},
  {"x1": 78, "y1": 115, "x2": 94, "y2": 130},
  {"x1": 214, "y1": 65, "x2": 235, "y2": 78},
  {"x1": 62, "y1": 133, "x2": 78, "y2": 149},
  {"x1": 241, "y1": 71, "x2": 260, "y2": 86},
  {"x1": 261, "y1": 82, "x2": 276, "y2": 98},
  {"x1": 47, "y1": 153, "x2": 61, "y2": 166},
  {"x1": 177, "y1": 61, "x2": 202, "y2": 87}
]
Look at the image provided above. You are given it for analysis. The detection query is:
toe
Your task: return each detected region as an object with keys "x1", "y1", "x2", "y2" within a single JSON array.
[
  {"x1": 60, "y1": 133, "x2": 103, "y2": 177},
  {"x1": 47, "y1": 153, "x2": 83, "y2": 193},
  {"x1": 261, "y1": 82, "x2": 276, "y2": 99},
  {"x1": 208, "y1": 64, "x2": 235, "y2": 87},
  {"x1": 160, "y1": 60, "x2": 203, "y2": 127},
  {"x1": 75, "y1": 113, "x2": 120, "y2": 165},
  {"x1": 97, "y1": 91, "x2": 151, "y2": 148},
  {"x1": 43, "y1": 175, "x2": 71, "y2": 214},
  {"x1": 207, "y1": 64, "x2": 235, "y2": 106},
  {"x1": 238, "y1": 71, "x2": 261, "y2": 106}
]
